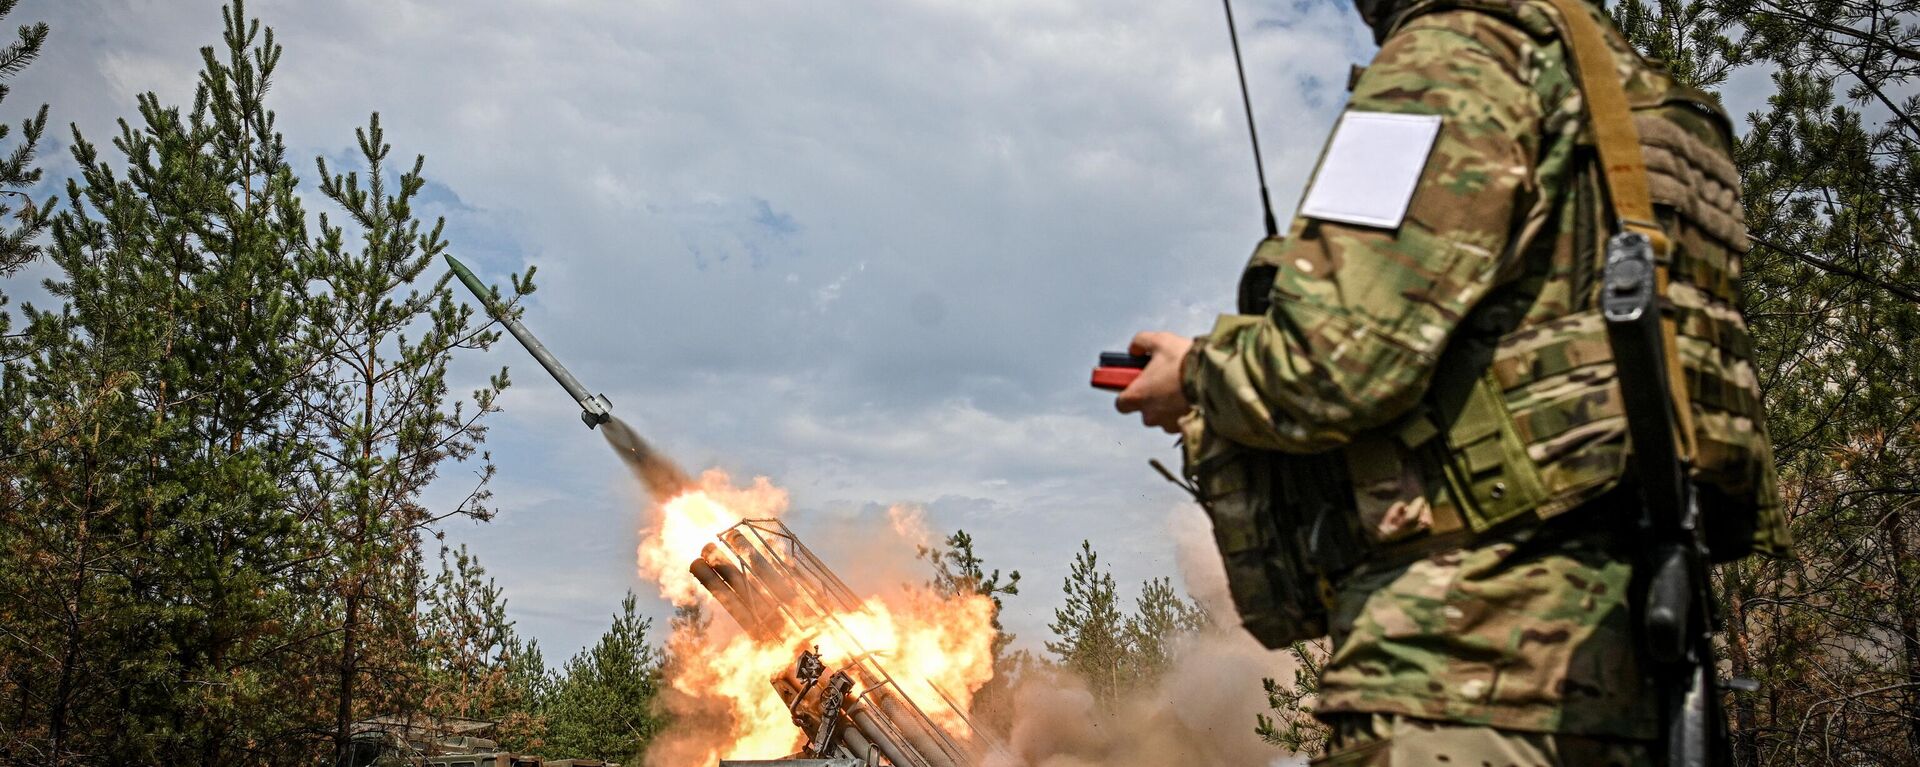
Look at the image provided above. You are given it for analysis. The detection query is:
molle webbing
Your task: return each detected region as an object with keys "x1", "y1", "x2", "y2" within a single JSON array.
[
  {"x1": 1322, "y1": 0, "x2": 1784, "y2": 569},
  {"x1": 1541, "y1": 0, "x2": 1700, "y2": 464},
  {"x1": 1638, "y1": 114, "x2": 1745, "y2": 250}
]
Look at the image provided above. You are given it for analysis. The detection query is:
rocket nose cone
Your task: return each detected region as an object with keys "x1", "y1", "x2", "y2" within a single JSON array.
[{"x1": 444, "y1": 255, "x2": 491, "y2": 308}]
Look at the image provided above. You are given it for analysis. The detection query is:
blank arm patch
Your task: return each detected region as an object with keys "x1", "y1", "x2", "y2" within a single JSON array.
[{"x1": 1298, "y1": 111, "x2": 1443, "y2": 230}]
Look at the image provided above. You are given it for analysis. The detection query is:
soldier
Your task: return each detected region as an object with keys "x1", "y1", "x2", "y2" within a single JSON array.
[{"x1": 1114, "y1": 0, "x2": 1789, "y2": 763}]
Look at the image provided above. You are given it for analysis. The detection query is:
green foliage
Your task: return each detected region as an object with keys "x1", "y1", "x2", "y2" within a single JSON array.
[
  {"x1": 0, "y1": 3, "x2": 526, "y2": 763},
  {"x1": 922, "y1": 529, "x2": 1022, "y2": 648},
  {"x1": 1, "y1": 1, "x2": 320, "y2": 760},
  {"x1": 1611, "y1": 0, "x2": 1746, "y2": 89},
  {"x1": 1255, "y1": 641, "x2": 1329, "y2": 754},
  {"x1": 1122, "y1": 576, "x2": 1208, "y2": 679},
  {"x1": 0, "y1": 0, "x2": 49, "y2": 310},
  {"x1": 0, "y1": 0, "x2": 47, "y2": 353},
  {"x1": 541, "y1": 593, "x2": 666, "y2": 765},
  {"x1": 1045, "y1": 541, "x2": 1210, "y2": 706},
  {"x1": 420, "y1": 546, "x2": 548, "y2": 750},
  {"x1": 297, "y1": 102, "x2": 523, "y2": 761},
  {"x1": 921, "y1": 528, "x2": 1024, "y2": 735},
  {"x1": 1611, "y1": 0, "x2": 1920, "y2": 762},
  {"x1": 1046, "y1": 540, "x2": 1129, "y2": 703}
]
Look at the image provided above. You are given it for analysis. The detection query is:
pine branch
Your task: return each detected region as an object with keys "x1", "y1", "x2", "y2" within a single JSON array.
[
  {"x1": 0, "y1": 21, "x2": 47, "y2": 79},
  {"x1": 1752, "y1": 236, "x2": 1920, "y2": 307}
]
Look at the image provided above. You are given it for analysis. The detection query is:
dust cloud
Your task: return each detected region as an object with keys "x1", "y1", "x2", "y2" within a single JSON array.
[{"x1": 982, "y1": 507, "x2": 1308, "y2": 767}]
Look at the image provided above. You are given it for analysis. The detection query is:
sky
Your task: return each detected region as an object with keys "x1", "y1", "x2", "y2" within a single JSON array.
[{"x1": 26, "y1": 0, "x2": 1777, "y2": 668}]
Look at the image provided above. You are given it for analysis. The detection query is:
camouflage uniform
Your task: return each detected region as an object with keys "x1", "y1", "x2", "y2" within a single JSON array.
[
  {"x1": 1178, "y1": 0, "x2": 1782, "y2": 760},
  {"x1": 1314, "y1": 713, "x2": 1654, "y2": 766}
]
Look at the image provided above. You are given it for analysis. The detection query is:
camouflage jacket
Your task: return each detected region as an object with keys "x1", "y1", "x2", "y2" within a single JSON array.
[
  {"x1": 1178, "y1": 0, "x2": 1689, "y2": 738},
  {"x1": 1182, "y1": 2, "x2": 1584, "y2": 453}
]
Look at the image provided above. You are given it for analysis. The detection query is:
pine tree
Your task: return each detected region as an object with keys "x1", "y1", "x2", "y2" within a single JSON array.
[
  {"x1": 1045, "y1": 540, "x2": 1127, "y2": 704},
  {"x1": 2, "y1": 1, "x2": 320, "y2": 761},
  {"x1": 1611, "y1": 0, "x2": 1920, "y2": 762},
  {"x1": 1255, "y1": 641, "x2": 1329, "y2": 755},
  {"x1": 292, "y1": 107, "x2": 520, "y2": 761},
  {"x1": 920, "y1": 529, "x2": 1022, "y2": 734},
  {"x1": 420, "y1": 545, "x2": 548, "y2": 749},
  {"x1": 0, "y1": 0, "x2": 50, "y2": 351},
  {"x1": 542, "y1": 593, "x2": 666, "y2": 764},
  {"x1": 0, "y1": 4, "x2": 63, "y2": 759},
  {"x1": 1, "y1": 3, "x2": 528, "y2": 762},
  {"x1": 498, "y1": 635, "x2": 551, "y2": 747},
  {"x1": 1121, "y1": 576, "x2": 1208, "y2": 680},
  {"x1": 922, "y1": 529, "x2": 1021, "y2": 651}
]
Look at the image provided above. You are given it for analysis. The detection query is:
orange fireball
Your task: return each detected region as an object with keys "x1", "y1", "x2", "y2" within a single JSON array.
[
  {"x1": 637, "y1": 470, "x2": 790, "y2": 606},
  {"x1": 636, "y1": 469, "x2": 999, "y2": 763}
]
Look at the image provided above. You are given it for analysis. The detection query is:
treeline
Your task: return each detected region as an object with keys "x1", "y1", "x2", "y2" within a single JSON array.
[
  {"x1": 0, "y1": 1, "x2": 651, "y2": 763},
  {"x1": 922, "y1": 533, "x2": 1210, "y2": 736},
  {"x1": 6, "y1": 0, "x2": 1918, "y2": 765},
  {"x1": 0, "y1": 7, "x2": 1210, "y2": 763}
]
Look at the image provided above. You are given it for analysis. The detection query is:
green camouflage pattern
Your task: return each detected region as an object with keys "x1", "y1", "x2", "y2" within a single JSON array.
[
  {"x1": 1317, "y1": 528, "x2": 1657, "y2": 737},
  {"x1": 1184, "y1": 5, "x2": 1572, "y2": 455},
  {"x1": 1178, "y1": 0, "x2": 1787, "y2": 738},
  {"x1": 1183, "y1": 0, "x2": 1786, "y2": 549},
  {"x1": 1312, "y1": 712, "x2": 1656, "y2": 766}
]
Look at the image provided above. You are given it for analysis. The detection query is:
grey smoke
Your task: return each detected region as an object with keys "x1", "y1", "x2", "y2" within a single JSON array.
[{"x1": 601, "y1": 416, "x2": 694, "y2": 502}]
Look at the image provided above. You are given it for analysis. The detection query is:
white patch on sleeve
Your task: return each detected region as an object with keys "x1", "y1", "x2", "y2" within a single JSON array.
[{"x1": 1298, "y1": 111, "x2": 1443, "y2": 230}]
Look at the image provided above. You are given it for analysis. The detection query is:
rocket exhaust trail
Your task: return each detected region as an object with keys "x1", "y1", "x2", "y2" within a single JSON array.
[{"x1": 601, "y1": 416, "x2": 693, "y2": 502}]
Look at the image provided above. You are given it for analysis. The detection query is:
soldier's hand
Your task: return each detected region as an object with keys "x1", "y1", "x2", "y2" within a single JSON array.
[{"x1": 1115, "y1": 331, "x2": 1194, "y2": 433}]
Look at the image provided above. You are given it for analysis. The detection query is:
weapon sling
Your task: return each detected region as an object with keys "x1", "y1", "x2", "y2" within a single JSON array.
[
  {"x1": 1540, "y1": 0, "x2": 1698, "y2": 458},
  {"x1": 1540, "y1": 0, "x2": 1727, "y2": 764}
]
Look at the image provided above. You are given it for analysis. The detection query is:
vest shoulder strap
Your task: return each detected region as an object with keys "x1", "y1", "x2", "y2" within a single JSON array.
[{"x1": 1537, "y1": 0, "x2": 1700, "y2": 462}]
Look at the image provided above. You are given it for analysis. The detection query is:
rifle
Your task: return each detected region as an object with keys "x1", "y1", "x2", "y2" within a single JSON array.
[
  {"x1": 1542, "y1": 0, "x2": 1752, "y2": 751},
  {"x1": 1601, "y1": 231, "x2": 1739, "y2": 766}
]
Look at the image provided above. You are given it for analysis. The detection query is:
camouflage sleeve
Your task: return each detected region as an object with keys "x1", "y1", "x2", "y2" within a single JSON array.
[{"x1": 1184, "y1": 11, "x2": 1547, "y2": 453}]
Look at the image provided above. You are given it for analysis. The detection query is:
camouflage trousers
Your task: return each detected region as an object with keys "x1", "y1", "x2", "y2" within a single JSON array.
[{"x1": 1310, "y1": 713, "x2": 1656, "y2": 767}]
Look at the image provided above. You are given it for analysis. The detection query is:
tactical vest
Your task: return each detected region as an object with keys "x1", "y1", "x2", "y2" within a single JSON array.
[{"x1": 1189, "y1": 0, "x2": 1788, "y2": 650}]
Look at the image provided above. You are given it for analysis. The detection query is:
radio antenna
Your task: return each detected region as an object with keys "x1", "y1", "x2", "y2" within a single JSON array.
[{"x1": 1221, "y1": 0, "x2": 1279, "y2": 238}]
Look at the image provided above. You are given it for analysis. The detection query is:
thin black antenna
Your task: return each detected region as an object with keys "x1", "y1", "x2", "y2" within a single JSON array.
[{"x1": 1221, "y1": 0, "x2": 1279, "y2": 238}]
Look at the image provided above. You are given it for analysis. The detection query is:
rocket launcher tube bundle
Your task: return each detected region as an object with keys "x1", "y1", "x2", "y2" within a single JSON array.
[{"x1": 686, "y1": 520, "x2": 996, "y2": 766}]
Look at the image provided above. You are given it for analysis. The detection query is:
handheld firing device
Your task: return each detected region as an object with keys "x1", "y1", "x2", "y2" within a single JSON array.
[
  {"x1": 690, "y1": 520, "x2": 998, "y2": 767},
  {"x1": 1092, "y1": 1, "x2": 1271, "y2": 397},
  {"x1": 1089, "y1": 352, "x2": 1150, "y2": 392}
]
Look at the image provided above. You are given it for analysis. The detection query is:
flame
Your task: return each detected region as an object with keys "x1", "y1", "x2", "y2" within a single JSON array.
[
  {"x1": 823, "y1": 591, "x2": 999, "y2": 733},
  {"x1": 637, "y1": 470, "x2": 999, "y2": 763},
  {"x1": 637, "y1": 469, "x2": 789, "y2": 606},
  {"x1": 665, "y1": 631, "x2": 816, "y2": 763}
]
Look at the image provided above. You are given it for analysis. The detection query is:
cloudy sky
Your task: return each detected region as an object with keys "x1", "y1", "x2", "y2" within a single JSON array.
[{"x1": 17, "y1": 0, "x2": 1375, "y2": 661}]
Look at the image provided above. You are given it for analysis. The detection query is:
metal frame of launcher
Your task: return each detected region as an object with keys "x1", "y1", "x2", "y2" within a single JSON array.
[{"x1": 688, "y1": 520, "x2": 1008, "y2": 767}]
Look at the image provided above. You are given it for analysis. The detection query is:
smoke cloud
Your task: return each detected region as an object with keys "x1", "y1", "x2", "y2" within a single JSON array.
[
  {"x1": 985, "y1": 634, "x2": 1300, "y2": 767},
  {"x1": 982, "y1": 507, "x2": 1306, "y2": 767}
]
